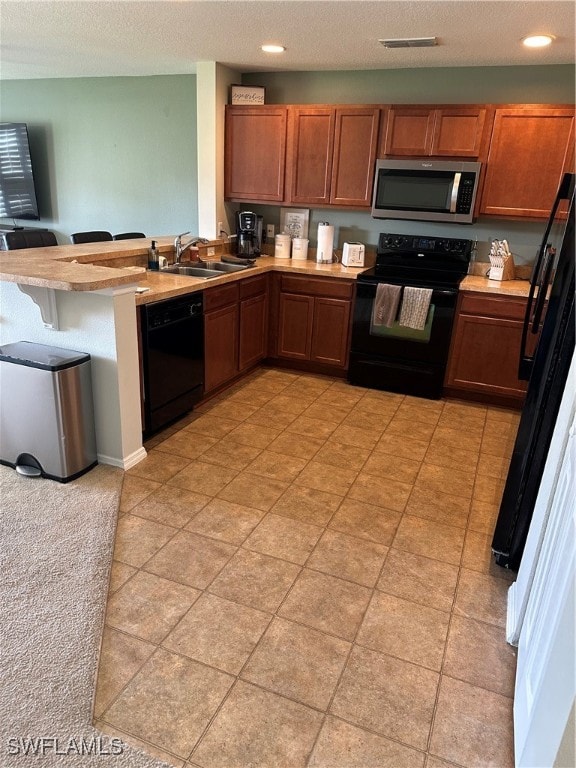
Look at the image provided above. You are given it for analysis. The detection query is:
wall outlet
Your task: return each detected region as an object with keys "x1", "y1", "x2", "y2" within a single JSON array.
[
  {"x1": 207, "y1": 246, "x2": 215, "y2": 256},
  {"x1": 217, "y1": 221, "x2": 224, "y2": 236},
  {"x1": 266, "y1": 224, "x2": 275, "y2": 240}
]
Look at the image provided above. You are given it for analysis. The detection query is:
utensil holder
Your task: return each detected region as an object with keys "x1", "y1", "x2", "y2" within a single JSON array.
[{"x1": 489, "y1": 253, "x2": 515, "y2": 281}]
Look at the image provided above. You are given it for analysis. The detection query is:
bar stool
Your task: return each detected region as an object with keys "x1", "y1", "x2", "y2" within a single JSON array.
[
  {"x1": 71, "y1": 231, "x2": 113, "y2": 244},
  {"x1": 1, "y1": 230, "x2": 57, "y2": 250},
  {"x1": 113, "y1": 232, "x2": 146, "y2": 240}
]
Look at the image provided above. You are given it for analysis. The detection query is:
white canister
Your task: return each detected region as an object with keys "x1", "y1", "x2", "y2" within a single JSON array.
[
  {"x1": 275, "y1": 233, "x2": 291, "y2": 259},
  {"x1": 291, "y1": 238, "x2": 309, "y2": 261}
]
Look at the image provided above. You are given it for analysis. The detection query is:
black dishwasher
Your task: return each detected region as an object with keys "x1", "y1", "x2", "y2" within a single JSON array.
[{"x1": 140, "y1": 293, "x2": 204, "y2": 436}]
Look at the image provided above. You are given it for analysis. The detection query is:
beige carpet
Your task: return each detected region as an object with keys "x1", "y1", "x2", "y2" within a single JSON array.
[{"x1": 0, "y1": 464, "x2": 171, "y2": 767}]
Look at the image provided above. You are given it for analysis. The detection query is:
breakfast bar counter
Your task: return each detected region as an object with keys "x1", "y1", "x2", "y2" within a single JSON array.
[{"x1": 0, "y1": 238, "x2": 369, "y2": 299}]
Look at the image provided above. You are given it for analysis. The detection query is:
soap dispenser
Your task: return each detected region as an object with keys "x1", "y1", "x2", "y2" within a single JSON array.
[{"x1": 148, "y1": 240, "x2": 159, "y2": 270}]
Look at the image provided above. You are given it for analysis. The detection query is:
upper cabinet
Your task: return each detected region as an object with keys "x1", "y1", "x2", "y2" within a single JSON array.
[
  {"x1": 480, "y1": 107, "x2": 575, "y2": 219},
  {"x1": 286, "y1": 107, "x2": 335, "y2": 206},
  {"x1": 224, "y1": 106, "x2": 288, "y2": 202},
  {"x1": 383, "y1": 106, "x2": 490, "y2": 158},
  {"x1": 225, "y1": 104, "x2": 381, "y2": 208},
  {"x1": 287, "y1": 106, "x2": 381, "y2": 207},
  {"x1": 224, "y1": 103, "x2": 575, "y2": 218}
]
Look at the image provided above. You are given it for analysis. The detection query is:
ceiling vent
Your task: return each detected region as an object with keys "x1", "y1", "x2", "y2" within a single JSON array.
[{"x1": 379, "y1": 37, "x2": 438, "y2": 48}]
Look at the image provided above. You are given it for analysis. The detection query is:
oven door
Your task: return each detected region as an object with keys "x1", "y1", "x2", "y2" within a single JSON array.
[{"x1": 348, "y1": 278, "x2": 459, "y2": 398}]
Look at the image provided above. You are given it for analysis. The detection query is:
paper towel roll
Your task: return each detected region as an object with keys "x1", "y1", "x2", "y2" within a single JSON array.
[{"x1": 316, "y1": 222, "x2": 334, "y2": 264}]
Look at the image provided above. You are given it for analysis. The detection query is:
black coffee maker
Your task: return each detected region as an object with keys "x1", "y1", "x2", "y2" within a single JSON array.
[{"x1": 236, "y1": 211, "x2": 263, "y2": 257}]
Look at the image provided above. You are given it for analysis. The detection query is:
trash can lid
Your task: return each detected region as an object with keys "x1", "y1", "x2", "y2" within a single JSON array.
[{"x1": 0, "y1": 341, "x2": 91, "y2": 371}]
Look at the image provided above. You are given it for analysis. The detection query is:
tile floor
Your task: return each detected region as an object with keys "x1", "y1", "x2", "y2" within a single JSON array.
[{"x1": 94, "y1": 368, "x2": 520, "y2": 768}]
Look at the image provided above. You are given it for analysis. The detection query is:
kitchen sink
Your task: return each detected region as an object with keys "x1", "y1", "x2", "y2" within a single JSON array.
[
  {"x1": 160, "y1": 265, "x2": 222, "y2": 279},
  {"x1": 160, "y1": 261, "x2": 251, "y2": 279},
  {"x1": 200, "y1": 261, "x2": 251, "y2": 273}
]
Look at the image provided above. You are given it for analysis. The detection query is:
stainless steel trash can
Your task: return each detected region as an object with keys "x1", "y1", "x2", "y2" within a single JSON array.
[{"x1": 0, "y1": 341, "x2": 97, "y2": 482}]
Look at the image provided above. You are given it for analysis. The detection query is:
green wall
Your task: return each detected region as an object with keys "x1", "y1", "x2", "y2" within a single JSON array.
[
  {"x1": 0, "y1": 75, "x2": 198, "y2": 242},
  {"x1": 243, "y1": 65, "x2": 575, "y2": 105}
]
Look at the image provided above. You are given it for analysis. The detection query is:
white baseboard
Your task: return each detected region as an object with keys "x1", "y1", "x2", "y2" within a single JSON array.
[
  {"x1": 506, "y1": 581, "x2": 520, "y2": 646},
  {"x1": 97, "y1": 446, "x2": 147, "y2": 471}
]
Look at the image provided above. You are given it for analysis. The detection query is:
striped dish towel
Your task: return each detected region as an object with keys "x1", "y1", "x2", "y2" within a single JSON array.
[
  {"x1": 371, "y1": 283, "x2": 402, "y2": 327},
  {"x1": 399, "y1": 287, "x2": 433, "y2": 330}
]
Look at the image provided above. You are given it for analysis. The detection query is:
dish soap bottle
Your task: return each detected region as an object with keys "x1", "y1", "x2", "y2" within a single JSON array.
[{"x1": 148, "y1": 240, "x2": 159, "y2": 270}]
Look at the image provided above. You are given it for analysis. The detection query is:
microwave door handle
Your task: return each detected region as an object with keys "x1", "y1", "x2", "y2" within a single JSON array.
[{"x1": 449, "y1": 173, "x2": 461, "y2": 213}]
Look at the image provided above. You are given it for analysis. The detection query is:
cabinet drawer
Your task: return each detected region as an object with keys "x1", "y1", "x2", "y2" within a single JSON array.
[
  {"x1": 239, "y1": 274, "x2": 268, "y2": 300},
  {"x1": 459, "y1": 292, "x2": 526, "y2": 321},
  {"x1": 281, "y1": 275, "x2": 353, "y2": 299},
  {"x1": 204, "y1": 282, "x2": 239, "y2": 312}
]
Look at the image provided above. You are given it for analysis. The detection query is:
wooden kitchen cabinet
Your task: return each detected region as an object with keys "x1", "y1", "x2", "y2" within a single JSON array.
[
  {"x1": 444, "y1": 291, "x2": 535, "y2": 406},
  {"x1": 311, "y1": 296, "x2": 352, "y2": 366},
  {"x1": 204, "y1": 283, "x2": 239, "y2": 393},
  {"x1": 204, "y1": 274, "x2": 268, "y2": 394},
  {"x1": 383, "y1": 106, "x2": 490, "y2": 158},
  {"x1": 277, "y1": 293, "x2": 315, "y2": 360},
  {"x1": 288, "y1": 106, "x2": 381, "y2": 207},
  {"x1": 274, "y1": 274, "x2": 353, "y2": 370},
  {"x1": 480, "y1": 106, "x2": 575, "y2": 219},
  {"x1": 224, "y1": 106, "x2": 288, "y2": 202},
  {"x1": 239, "y1": 275, "x2": 268, "y2": 371}
]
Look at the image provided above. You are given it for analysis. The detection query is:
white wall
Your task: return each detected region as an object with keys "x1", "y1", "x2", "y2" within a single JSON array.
[
  {"x1": 196, "y1": 62, "x2": 240, "y2": 238},
  {"x1": 0, "y1": 282, "x2": 145, "y2": 469}
]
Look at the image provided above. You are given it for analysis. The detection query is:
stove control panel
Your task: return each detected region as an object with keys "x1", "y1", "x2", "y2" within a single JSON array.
[{"x1": 378, "y1": 233, "x2": 472, "y2": 255}]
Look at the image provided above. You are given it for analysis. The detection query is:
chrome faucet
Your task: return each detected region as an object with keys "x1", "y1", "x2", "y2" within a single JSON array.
[{"x1": 173, "y1": 232, "x2": 210, "y2": 263}]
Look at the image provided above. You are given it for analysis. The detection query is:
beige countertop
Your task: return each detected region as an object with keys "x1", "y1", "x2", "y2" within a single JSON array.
[
  {"x1": 460, "y1": 274, "x2": 531, "y2": 298},
  {"x1": 135, "y1": 255, "x2": 365, "y2": 305},
  {"x1": 0, "y1": 237, "x2": 365, "y2": 301},
  {"x1": 0, "y1": 237, "x2": 532, "y2": 301},
  {"x1": 0, "y1": 238, "x2": 159, "y2": 291}
]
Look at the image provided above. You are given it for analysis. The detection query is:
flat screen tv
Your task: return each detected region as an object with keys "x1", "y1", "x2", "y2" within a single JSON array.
[{"x1": 0, "y1": 122, "x2": 40, "y2": 220}]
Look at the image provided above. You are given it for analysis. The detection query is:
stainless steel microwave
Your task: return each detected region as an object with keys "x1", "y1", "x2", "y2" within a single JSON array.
[{"x1": 371, "y1": 159, "x2": 482, "y2": 224}]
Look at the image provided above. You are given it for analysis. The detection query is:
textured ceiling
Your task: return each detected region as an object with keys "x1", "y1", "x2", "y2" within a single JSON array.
[{"x1": 1, "y1": 0, "x2": 574, "y2": 80}]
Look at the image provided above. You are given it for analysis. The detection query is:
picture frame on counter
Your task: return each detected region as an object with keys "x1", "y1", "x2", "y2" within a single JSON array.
[
  {"x1": 280, "y1": 208, "x2": 309, "y2": 239},
  {"x1": 230, "y1": 85, "x2": 266, "y2": 105}
]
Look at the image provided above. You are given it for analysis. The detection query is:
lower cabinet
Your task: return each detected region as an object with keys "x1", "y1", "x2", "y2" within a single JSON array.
[
  {"x1": 204, "y1": 275, "x2": 268, "y2": 395},
  {"x1": 239, "y1": 278, "x2": 268, "y2": 371},
  {"x1": 273, "y1": 274, "x2": 353, "y2": 370},
  {"x1": 445, "y1": 291, "x2": 534, "y2": 405}
]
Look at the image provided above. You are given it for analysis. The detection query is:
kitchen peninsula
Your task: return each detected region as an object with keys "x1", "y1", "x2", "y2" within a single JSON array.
[
  {"x1": 0, "y1": 238, "x2": 532, "y2": 471},
  {"x1": 0, "y1": 238, "x2": 369, "y2": 470}
]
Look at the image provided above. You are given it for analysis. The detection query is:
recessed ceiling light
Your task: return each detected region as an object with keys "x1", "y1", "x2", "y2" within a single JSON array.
[
  {"x1": 522, "y1": 34, "x2": 555, "y2": 48},
  {"x1": 261, "y1": 44, "x2": 286, "y2": 54}
]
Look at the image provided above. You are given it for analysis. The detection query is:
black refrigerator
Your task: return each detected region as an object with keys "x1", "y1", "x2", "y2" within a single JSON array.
[{"x1": 491, "y1": 173, "x2": 575, "y2": 571}]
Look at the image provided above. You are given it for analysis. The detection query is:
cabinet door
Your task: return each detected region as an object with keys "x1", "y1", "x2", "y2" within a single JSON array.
[
  {"x1": 289, "y1": 108, "x2": 335, "y2": 205},
  {"x1": 480, "y1": 108, "x2": 575, "y2": 218},
  {"x1": 204, "y1": 304, "x2": 238, "y2": 393},
  {"x1": 310, "y1": 297, "x2": 351, "y2": 368},
  {"x1": 225, "y1": 106, "x2": 288, "y2": 201},
  {"x1": 384, "y1": 108, "x2": 436, "y2": 156},
  {"x1": 331, "y1": 108, "x2": 380, "y2": 206},
  {"x1": 445, "y1": 312, "x2": 528, "y2": 401},
  {"x1": 239, "y1": 293, "x2": 268, "y2": 371},
  {"x1": 385, "y1": 106, "x2": 489, "y2": 157},
  {"x1": 431, "y1": 107, "x2": 488, "y2": 157},
  {"x1": 277, "y1": 293, "x2": 314, "y2": 360}
]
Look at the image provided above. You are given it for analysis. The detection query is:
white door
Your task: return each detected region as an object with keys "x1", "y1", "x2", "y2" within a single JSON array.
[{"x1": 513, "y1": 353, "x2": 575, "y2": 768}]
